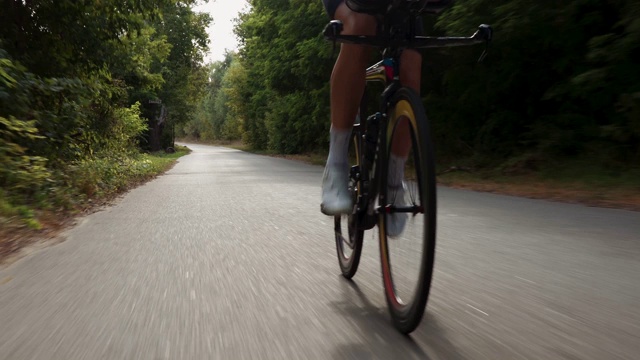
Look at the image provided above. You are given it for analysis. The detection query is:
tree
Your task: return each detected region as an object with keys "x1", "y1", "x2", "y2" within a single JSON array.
[
  {"x1": 0, "y1": 0, "x2": 212, "y2": 210},
  {"x1": 149, "y1": 1, "x2": 212, "y2": 150},
  {"x1": 232, "y1": 0, "x2": 333, "y2": 152}
]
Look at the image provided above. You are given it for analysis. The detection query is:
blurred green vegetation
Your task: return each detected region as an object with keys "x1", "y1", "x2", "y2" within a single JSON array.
[
  {"x1": 1, "y1": 0, "x2": 208, "y2": 227},
  {"x1": 181, "y1": 0, "x2": 638, "y2": 189}
]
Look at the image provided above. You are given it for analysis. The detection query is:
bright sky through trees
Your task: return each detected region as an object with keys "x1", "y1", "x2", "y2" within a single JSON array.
[{"x1": 195, "y1": 0, "x2": 249, "y2": 62}]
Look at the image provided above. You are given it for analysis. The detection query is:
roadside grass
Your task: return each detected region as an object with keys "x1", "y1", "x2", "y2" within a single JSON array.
[
  {"x1": 255, "y1": 149, "x2": 327, "y2": 166},
  {"x1": 0, "y1": 145, "x2": 191, "y2": 263}
]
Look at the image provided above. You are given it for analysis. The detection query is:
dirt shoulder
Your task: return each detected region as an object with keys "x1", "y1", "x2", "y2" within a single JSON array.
[
  {"x1": 437, "y1": 174, "x2": 640, "y2": 212},
  {"x1": 0, "y1": 215, "x2": 73, "y2": 268}
]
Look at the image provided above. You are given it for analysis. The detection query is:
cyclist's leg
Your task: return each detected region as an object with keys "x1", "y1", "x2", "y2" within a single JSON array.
[
  {"x1": 321, "y1": 1, "x2": 376, "y2": 215},
  {"x1": 392, "y1": 49, "x2": 422, "y2": 158},
  {"x1": 329, "y1": 2, "x2": 376, "y2": 131},
  {"x1": 388, "y1": 49, "x2": 421, "y2": 184},
  {"x1": 386, "y1": 49, "x2": 422, "y2": 234}
]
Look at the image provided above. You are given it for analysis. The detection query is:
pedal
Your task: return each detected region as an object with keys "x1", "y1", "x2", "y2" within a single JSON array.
[{"x1": 477, "y1": 24, "x2": 493, "y2": 41}]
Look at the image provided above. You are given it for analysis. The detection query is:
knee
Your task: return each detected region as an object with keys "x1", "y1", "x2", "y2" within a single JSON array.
[
  {"x1": 343, "y1": 12, "x2": 376, "y2": 35},
  {"x1": 334, "y1": 3, "x2": 377, "y2": 36},
  {"x1": 333, "y1": 4, "x2": 376, "y2": 64}
]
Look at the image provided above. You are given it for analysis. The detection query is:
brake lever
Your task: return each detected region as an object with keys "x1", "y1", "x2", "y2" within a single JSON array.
[
  {"x1": 475, "y1": 24, "x2": 492, "y2": 63},
  {"x1": 323, "y1": 20, "x2": 344, "y2": 58}
]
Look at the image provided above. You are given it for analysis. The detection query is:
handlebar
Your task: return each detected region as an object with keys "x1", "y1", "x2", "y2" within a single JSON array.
[{"x1": 323, "y1": 20, "x2": 493, "y2": 50}]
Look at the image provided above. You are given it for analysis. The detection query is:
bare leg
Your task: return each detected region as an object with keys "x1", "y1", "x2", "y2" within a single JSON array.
[
  {"x1": 330, "y1": 3, "x2": 377, "y2": 130},
  {"x1": 386, "y1": 49, "x2": 422, "y2": 235},
  {"x1": 321, "y1": 3, "x2": 377, "y2": 215},
  {"x1": 391, "y1": 49, "x2": 422, "y2": 157}
]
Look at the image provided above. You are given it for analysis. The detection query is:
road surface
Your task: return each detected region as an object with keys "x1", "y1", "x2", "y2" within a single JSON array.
[{"x1": 1, "y1": 143, "x2": 639, "y2": 359}]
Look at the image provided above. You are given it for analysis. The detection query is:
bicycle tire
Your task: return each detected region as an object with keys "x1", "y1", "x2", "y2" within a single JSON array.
[
  {"x1": 378, "y1": 87, "x2": 437, "y2": 334},
  {"x1": 334, "y1": 125, "x2": 365, "y2": 279}
]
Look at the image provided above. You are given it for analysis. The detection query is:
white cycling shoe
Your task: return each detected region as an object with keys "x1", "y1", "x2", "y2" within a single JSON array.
[
  {"x1": 386, "y1": 182, "x2": 408, "y2": 237},
  {"x1": 320, "y1": 163, "x2": 353, "y2": 215}
]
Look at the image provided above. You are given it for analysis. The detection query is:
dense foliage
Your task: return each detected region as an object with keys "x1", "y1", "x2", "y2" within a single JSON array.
[
  {"x1": 432, "y1": 0, "x2": 640, "y2": 171},
  {"x1": 184, "y1": 0, "x2": 639, "y2": 177},
  {"x1": 3, "y1": 0, "x2": 638, "y2": 225},
  {"x1": 183, "y1": 0, "x2": 333, "y2": 153},
  {"x1": 0, "y1": 0, "x2": 210, "y2": 223}
]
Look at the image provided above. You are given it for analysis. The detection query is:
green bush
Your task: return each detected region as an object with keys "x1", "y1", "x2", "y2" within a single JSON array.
[
  {"x1": 108, "y1": 102, "x2": 149, "y2": 155},
  {"x1": 0, "y1": 56, "x2": 53, "y2": 198},
  {"x1": 0, "y1": 116, "x2": 51, "y2": 192}
]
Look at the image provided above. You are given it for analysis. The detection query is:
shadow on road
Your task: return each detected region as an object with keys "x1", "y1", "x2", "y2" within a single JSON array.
[{"x1": 330, "y1": 278, "x2": 466, "y2": 360}]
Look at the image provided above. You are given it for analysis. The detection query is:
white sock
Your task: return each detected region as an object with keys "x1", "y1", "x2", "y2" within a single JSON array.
[
  {"x1": 388, "y1": 153, "x2": 407, "y2": 188},
  {"x1": 327, "y1": 126, "x2": 351, "y2": 168}
]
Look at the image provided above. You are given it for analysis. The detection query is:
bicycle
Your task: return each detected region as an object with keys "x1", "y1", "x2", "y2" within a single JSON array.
[{"x1": 322, "y1": 0, "x2": 492, "y2": 334}]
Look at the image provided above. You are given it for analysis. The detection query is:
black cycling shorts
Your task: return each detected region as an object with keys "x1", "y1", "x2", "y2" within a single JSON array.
[
  {"x1": 322, "y1": 0, "x2": 344, "y2": 19},
  {"x1": 321, "y1": 0, "x2": 425, "y2": 35}
]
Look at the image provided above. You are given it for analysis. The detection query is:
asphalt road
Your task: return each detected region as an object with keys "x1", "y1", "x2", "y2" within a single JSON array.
[{"x1": 1, "y1": 143, "x2": 639, "y2": 360}]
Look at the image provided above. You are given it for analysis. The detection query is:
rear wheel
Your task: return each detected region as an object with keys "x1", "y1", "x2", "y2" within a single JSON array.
[
  {"x1": 335, "y1": 125, "x2": 364, "y2": 279},
  {"x1": 378, "y1": 87, "x2": 437, "y2": 334}
]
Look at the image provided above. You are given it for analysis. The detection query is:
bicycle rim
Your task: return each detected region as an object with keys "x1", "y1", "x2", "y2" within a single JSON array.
[{"x1": 378, "y1": 87, "x2": 436, "y2": 334}]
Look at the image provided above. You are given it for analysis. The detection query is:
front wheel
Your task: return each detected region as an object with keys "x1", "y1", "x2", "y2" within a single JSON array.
[{"x1": 378, "y1": 87, "x2": 437, "y2": 334}]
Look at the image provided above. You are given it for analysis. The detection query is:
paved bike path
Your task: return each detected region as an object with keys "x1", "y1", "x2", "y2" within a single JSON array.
[{"x1": 1, "y1": 143, "x2": 638, "y2": 359}]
